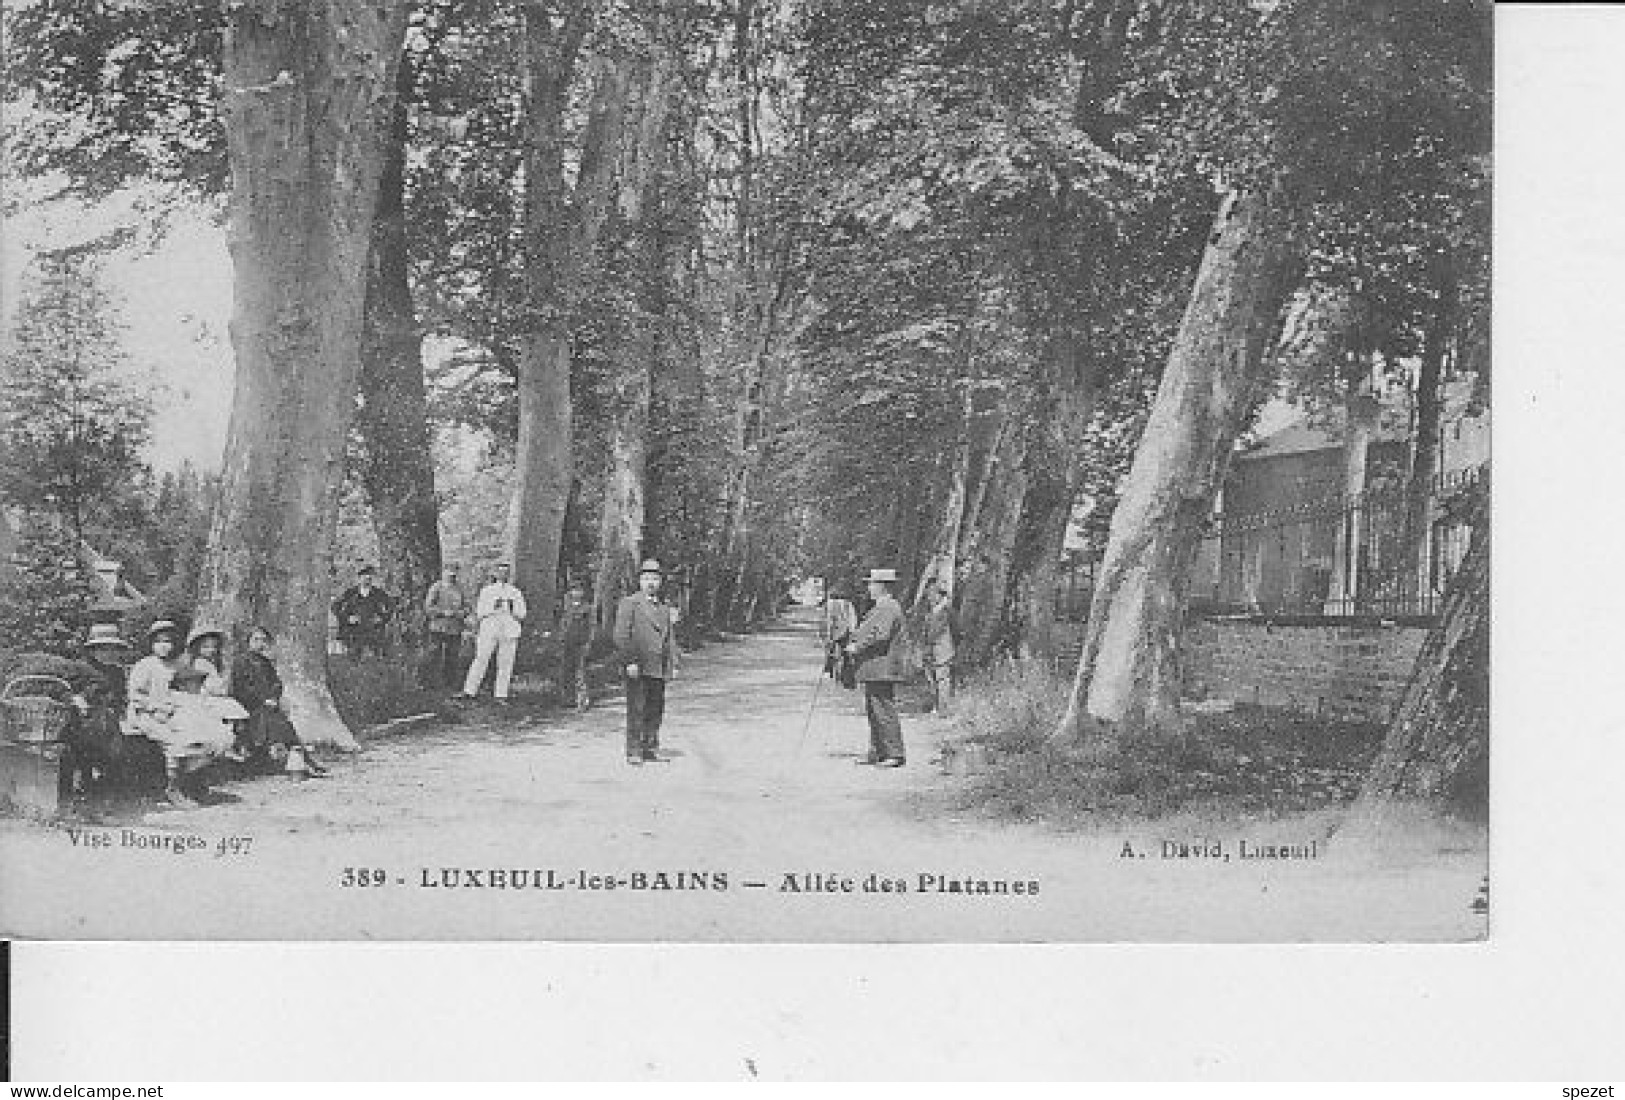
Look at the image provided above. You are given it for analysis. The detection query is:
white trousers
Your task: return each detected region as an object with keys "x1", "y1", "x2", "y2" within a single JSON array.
[{"x1": 463, "y1": 633, "x2": 518, "y2": 698}]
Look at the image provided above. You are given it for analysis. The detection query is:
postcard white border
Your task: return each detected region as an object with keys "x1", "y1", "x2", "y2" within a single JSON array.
[{"x1": 10, "y1": 4, "x2": 1625, "y2": 1082}]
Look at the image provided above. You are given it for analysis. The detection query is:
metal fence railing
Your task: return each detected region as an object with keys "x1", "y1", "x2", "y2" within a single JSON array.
[{"x1": 1189, "y1": 464, "x2": 1486, "y2": 621}]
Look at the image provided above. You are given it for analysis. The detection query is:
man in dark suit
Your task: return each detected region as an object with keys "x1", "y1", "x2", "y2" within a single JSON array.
[
  {"x1": 613, "y1": 558, "x2": 680, "y2": 765},
  {"x1": 333, "y1": 565, "x2": 396, "y2": 657},
  {"x1": 846, "y1": 567, "x2": 907, "y2": 767}
]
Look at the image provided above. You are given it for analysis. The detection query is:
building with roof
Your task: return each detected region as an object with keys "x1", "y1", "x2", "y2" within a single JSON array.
[
  {"x1": 1190, "y1": 378, "x2": 1487, "y2": 619},
  {"x1": 0, "y1": 507, "x2": 149, "y2": 626}
]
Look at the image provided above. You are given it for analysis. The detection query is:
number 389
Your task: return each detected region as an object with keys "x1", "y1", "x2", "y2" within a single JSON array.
[{"x1": 341, "y1": 867, "x2": 389, "y2": 887}]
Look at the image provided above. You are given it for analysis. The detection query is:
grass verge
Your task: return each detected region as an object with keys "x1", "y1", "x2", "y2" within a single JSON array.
[{"x1": 943, "y1": 657, "x2": 1385, "y2": 827}]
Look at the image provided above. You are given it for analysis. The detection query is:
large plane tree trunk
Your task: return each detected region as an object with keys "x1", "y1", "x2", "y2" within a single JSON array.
[
  {"x1": 358, "y1": 55, "x2": 441, "y2": 613},
  {"x1": 1342, "y1": 476, "x2": 1488, "y2": 837},
  {"x1": 1018, "y1": 367, "x2": 1097, "y2": 661},
  {"x1": 1052, "y1": 189, "x2": 1300, "y2": 748},
  {"x1": 507, "y1": 5, "x2": 616, "y2": 638},
  {"x1": 592, "y1": 41, "x2": 676, "y2": 642},
  {"x1": 954, "y1": 416, "x2": 1030, "y2": 667},
  {"x1": 200, "y1": 0, "x2": 408, "y2": 749}
]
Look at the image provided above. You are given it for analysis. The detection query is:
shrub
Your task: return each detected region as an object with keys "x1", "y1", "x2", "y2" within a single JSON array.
[
  {"x1": 945, "y1": 656, "x2": 1386, "y2": 826},
  {"x1": 327, "y1": 653, "x2": 442, "y2": 730},
  {"x1": 949, "y1": 655, "x2": 1072, "y2": 756}
]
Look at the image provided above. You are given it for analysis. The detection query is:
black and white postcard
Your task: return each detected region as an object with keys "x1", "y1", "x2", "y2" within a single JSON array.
[{"x1": 1, "y1": 0, "x2": 1493, "y2": 943}]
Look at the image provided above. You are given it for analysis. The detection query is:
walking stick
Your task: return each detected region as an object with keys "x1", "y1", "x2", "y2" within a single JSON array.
[{"x1": 794, "y1": 648, "x2": 832, "y2": 753}]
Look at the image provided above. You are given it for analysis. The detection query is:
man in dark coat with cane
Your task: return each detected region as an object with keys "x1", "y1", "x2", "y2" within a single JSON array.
[
  {"x1": 614, "y1": 558, "x2": 680, "y2": 765},
  {"x1": 846, "y1": 567, "x2": 907, "y2": 767}
]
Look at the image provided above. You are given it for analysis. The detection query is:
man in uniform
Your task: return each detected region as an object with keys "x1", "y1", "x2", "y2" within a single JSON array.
[
  {"x1": 422, "y1": 562, "x2": 470, "y2": 689},
  {"x1": 846, "y1": 567, "x2": 907, "y2": 767},
  {"x1": 613, "y1": 559, "x2": 679, "y2": 765},
  {"x1": 333, "y1": 565, "x2": 396, "y2": 657}
]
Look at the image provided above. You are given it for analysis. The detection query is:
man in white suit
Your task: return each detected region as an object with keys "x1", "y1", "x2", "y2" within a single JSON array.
[{"x1": 459, "y1": 562, "x2": 528, "y2": 703}]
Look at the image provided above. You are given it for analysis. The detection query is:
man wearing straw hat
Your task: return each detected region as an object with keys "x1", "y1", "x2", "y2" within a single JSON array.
[
  {"x1": 846, "y1": 567, "x2": 908, "y2": 767},
  {"x1": 78, "y1": 623, "x2": 132, "y2": 715},
  {"x1": 613, "y1": 558, "x2": 680, "y2": 765},
  {"x1": 63, "y1": 622, "x2": 137, "y2": 798}
]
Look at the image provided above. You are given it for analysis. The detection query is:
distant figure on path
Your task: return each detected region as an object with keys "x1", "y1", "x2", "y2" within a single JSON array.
[
  {"x1": 847, "y1": 567, "x2": 907, "y2": 767},
  {"x1": 921, "y1": 579, "x2": 958, "y2": 716},
  {"x1": 614, "y1": 559, "x2": 680, "y2": 765},
  {"x1": 423, "y1": 562, "x2": 470, "y2": 688},
  {"x1": 822, "y1": 587, "x2": 857, "y2": 646},
  {"x1": 460, "y1": 562, "x2": 528, "y2": 703},
  {"x1": 822, "y1": 585, "x2": 858, "y2": 689},
  {"x1": 333, "y1": 565, "x2": 396, "y2": 658}
]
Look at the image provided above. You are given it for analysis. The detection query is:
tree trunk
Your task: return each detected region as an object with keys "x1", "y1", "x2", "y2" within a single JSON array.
[
  {"x1": 1052, "y1": 189, "x2": 1300, "y2": 746},
  {"x1": 1401, "y1": 261, "x2": 1455, "y2": 607},
  {"x1": 592, "y1": 45, "x2": 676, "y2": 643},
  {"x1": 1325, "y1": 382, "x2": 1379, "y2": 613},
  {"x1": 1017, "y1": 481, "x2": 1076, "y2": 662},
  {"x1": 955, "y1": 399, "x2": 1007, "y2": 562},
  {"x1": 1017, "y1": 338, "x2": 1098, "y2": 660},
  {"x1": 358, "y1": 55, "x2": 441, "y2": 614},
  {"x1": 895, "y1": 468, "x2": 934, "y2": 593},
  {"x1": 200, "y1": 0, "x2": 408, "y2": 748},
  {"x1": 1342, "y1": 475, "x2": 1488, "y2": 836},
  {"x1": 912, "y1": 388, "x2": 976, "y2": 605},
  {"x1": 709, "y1": 1, "x2": 795, "y2": 632},
  {"x1": 954, "y1": 420, "x2": 1029, "y2": 668},
  {"x1": 913, "y1": 382, "x2": 1007, "y2": 606},
  {"x1": 508, "y1": 8, "x2": 617, "y2": 636},
  {"x1": 592, "y1": 368, "x2": 651, "y2": 638},
  {"x1": 714, "y1": 256, "x2": 792, "y2": 629}
]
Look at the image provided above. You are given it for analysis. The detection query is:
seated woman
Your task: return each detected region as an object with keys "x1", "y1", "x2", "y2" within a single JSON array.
[
  {"x1": 229, "y1": 626, "x2": 326, "y2": 775},
  {"x1": 185, "y1": 628, "x2": 252, "y2": 761},
  {"x1": 126, "y1": 621, "x2": 237, "y2": 807}
]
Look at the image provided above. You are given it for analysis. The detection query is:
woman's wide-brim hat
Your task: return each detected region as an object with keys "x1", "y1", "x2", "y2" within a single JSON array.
[
  {"x1": 187, "y1": 625, "x2": 226, "y2": 650},
  {"x1": 865, "y1": 568, "x2": 898, "y2": 583},
  {"x1": 639, "y1": 558, "x2": 664, "y2": 576},
  {"x1": 147, "y1": 619, "x2": 181, "y2": 640},
  {"x1": 84, "y1": 623, "x2": 131, "y2": 649}
]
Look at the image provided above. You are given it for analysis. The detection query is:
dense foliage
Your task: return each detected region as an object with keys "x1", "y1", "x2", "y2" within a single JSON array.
[{"x1": 2, "y1": 0, "x2": 1491, "y2": 749}]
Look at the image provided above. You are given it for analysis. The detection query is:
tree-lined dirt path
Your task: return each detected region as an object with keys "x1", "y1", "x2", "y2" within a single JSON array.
[{"x1": 1, "y1": 610, "x2": 1486, "y2": 941}]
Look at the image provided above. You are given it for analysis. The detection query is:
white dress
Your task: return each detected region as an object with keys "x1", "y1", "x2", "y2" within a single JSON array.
[
  {"x1": 194, "y1": 657, "x2": 251, "y2": 723},
  {"x1": 127, "y1": 655, "x2": 238, "y2": 761}
]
